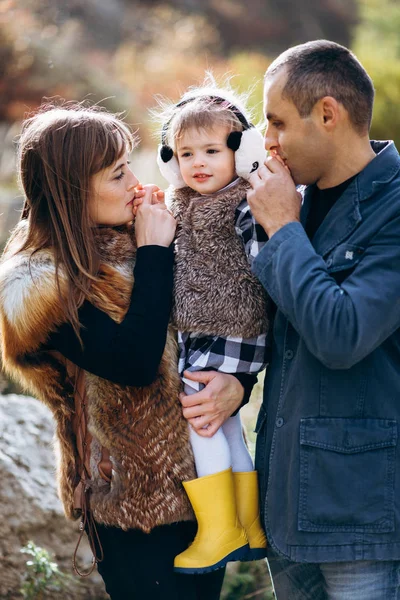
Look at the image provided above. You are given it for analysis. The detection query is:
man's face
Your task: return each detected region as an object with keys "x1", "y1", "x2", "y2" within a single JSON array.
[{"x1": 263, "y1": 70, "x2": 332, "y2": 186}]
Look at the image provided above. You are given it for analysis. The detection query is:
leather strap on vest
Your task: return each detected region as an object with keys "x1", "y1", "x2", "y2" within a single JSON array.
[{"x1": 64, "y1": 360, "x2": 104, "y2": 577}]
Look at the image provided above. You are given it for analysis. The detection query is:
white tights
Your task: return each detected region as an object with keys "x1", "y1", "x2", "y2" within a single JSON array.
[{"x1": 184, "y1": 376, "x2": 254, "y2": 478}]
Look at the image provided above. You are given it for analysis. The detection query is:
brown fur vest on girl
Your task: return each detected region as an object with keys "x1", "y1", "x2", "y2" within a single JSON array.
[
  {"x1": 168, "y1": 179, "x2": 269, "y2": 337},
  {"x1": 0, "y1": 221, "x2": 195, "y2": 532}
]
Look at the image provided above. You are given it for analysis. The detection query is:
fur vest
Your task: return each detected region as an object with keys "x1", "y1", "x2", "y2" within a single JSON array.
[
  {"x1": 168, "y1": 179, "x2": 269, "y2": 337},
  {"x1": 0, "y1": 221, "x2": 195, "y2": 532}
]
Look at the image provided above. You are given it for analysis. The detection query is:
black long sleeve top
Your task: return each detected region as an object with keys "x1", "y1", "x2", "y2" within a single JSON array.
[
  {"x1": 47, "y1": 244, "x2": 255, "y2": 403},
  {"x1": 48, "y1": 245, "x2": 174, "y2": 387}
]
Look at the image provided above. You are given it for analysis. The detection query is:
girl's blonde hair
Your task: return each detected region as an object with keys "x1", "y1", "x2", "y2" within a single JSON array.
[
  {"x1": 16, "y1": 100, "x2": 137, "y2": 341},
  {"x1": 155, "y1": 74, "x2": 254, "y2": 152}
]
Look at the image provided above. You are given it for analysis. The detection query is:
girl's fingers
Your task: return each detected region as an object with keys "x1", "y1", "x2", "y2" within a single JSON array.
[
  {"x1": 148, "y1": 190, "x2": 165, "y2": 205},
  {"x1": 137, "y1": 184, "x2": 164, "y2": 205},
  {"x1": 152, "y1": 193, "x2": 167, "y2": 209}
]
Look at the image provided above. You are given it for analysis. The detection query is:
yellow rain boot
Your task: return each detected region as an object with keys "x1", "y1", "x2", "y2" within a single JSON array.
[
  {"x1": 174, "y1": 468, "x2": 249, "y2": 574},
  {"x1": 233, "y1": 470, "x2": 267, "y2": 561}
]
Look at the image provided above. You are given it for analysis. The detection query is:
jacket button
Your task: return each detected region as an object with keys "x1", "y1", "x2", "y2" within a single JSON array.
[
  {"x1": 284, "y1": 349, "x2": 294, "y2": 360},
  {"x1": 276, "y1": 417, "x2": 284, "y2": 428},
  {"x1": 326, "y1": 258, "x2": 333, "y2": 267}
]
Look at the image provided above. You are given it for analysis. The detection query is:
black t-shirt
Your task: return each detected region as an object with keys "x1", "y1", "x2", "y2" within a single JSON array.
[{"x1": 305, "y1": 175, "x2": 357, "y2": 240}]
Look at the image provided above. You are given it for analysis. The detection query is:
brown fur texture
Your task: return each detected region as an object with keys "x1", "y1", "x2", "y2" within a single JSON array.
[
  {"x1": 0, "y1": 221, "x2": 195, "y2": 532},
  {"x1": 168, "y1": 179, "x2": 269, "y2": 337}
]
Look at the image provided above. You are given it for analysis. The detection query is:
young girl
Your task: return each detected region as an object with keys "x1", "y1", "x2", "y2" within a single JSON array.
[
  {"x1": 0, "y1": 102, "x2": 238, "y2": 599},
  {"x1": 156, "y1": 84, "x2": 270, "y2": 574}
]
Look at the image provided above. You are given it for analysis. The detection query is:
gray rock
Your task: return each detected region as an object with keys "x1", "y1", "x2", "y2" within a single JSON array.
[{"x1": 0, "y1": 394, "x2": 108, "y2": 599}]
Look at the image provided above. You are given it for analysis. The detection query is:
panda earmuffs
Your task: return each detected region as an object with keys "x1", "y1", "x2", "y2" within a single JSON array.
[{"x1": 157, "y1": 95, "x2": 266, "y2": 189}]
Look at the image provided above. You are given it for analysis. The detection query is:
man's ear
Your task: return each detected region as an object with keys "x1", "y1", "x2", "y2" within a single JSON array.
[{"x1": 318, "y1": 96, "x2": 340, "y2": 130}]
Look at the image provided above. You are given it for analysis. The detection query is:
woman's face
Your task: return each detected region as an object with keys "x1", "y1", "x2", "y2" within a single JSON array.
[{"x1": 89, "y1": 149, "x2": 140, "y2": 226}]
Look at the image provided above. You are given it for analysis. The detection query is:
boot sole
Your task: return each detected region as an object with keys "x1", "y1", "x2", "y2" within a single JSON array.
[{"x1": 174, "y1": 543, "x2": 250, "y2": 574}]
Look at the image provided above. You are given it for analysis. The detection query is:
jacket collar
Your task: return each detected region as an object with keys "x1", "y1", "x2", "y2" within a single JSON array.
[
  {"x1": 358, "y1": 141, "x2": 400, "y2": 201},
  {"x1": 300, "y1": 141, "x2": 400, "y2": 257}
]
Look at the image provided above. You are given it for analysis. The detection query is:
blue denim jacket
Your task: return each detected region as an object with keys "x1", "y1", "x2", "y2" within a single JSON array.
[{"x1": 253, "y1": 141, "x2": 400, "y2": 562}]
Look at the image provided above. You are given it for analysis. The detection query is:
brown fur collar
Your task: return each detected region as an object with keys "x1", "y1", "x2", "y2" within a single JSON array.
[
  {"x1": 0, "y1": 220, "x2": 195, "y2": 531},
  {"x1": 168, "y1": 179, "x2": 269, "y2": 337}
]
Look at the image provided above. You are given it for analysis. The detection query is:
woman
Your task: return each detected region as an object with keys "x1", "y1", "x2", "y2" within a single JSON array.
[{"x1": 0, "y1": 103, "x2": 249, "y2": 599}]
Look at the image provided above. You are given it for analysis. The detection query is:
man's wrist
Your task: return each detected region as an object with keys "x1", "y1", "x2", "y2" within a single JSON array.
[
  {"x1": 266, "y1": 218, "x2": 300, "y2": 239},
  {"x1": 230, "y1": 373, "x2": 258, "y2": 415}
]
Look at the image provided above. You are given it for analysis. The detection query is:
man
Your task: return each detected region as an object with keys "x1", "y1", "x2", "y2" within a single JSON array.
[{"x1": 247, "y1": 39, "x2": 400, "y2": 599}]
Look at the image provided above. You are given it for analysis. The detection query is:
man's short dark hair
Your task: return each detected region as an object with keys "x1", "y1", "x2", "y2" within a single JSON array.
[{"x1": 265, "y1": 40, "x2": 375, "y2": 134}]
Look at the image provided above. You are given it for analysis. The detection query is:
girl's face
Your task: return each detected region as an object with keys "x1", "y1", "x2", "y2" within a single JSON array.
[
  {"x1": 89, "y1": 149, "x2": 139, "y2": 226},
  {"x1": 176, "y1": 125, "x2": 236, "y2": 195}
]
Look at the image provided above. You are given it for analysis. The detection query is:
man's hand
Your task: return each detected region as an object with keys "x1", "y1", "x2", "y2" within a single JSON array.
[
  {"x1": 180, "y1": 371, "x2": 244, "y2": 438},
  {"x1": 247, "y1": 155, "x2": 302, "y2": 238}
]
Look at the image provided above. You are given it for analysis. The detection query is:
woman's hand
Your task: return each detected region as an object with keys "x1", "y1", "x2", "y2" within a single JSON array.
[
  {"x1": 180, "y1": 371, "x2": 244, "y2": 437},
  {"x1": 134, "y1": 184, "x2": 176, "y2": 247}
]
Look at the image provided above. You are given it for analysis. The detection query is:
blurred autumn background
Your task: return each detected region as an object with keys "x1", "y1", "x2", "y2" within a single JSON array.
[
  {"x1": 1, "y1": 0, "x2": 400, "y2": 247},
  {"x1": 1, "y1": 0, "x2": 400, "y2": 598}
]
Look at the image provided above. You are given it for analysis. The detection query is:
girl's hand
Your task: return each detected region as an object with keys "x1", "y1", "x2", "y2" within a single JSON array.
[
  {"x1": 269, "y1": 149, "x2": 290, "y2": 171},
  {"x1": 134, "y1": 184, "x2": 175, "y2": 247},
  {"x1": 133, "y1": 185, "x2": 165, "y2": 217},
  {"x1": 247, "y1": 156, "x2": 301, "y2": 239}
]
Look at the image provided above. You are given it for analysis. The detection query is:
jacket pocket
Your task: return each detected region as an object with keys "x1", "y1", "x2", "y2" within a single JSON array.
[
  {"x1": 326, "y1": 244, "x2": 364, "y2": 285},
  {"x1": 298, "y1": 417, "x2": 397, "y2": 533}
]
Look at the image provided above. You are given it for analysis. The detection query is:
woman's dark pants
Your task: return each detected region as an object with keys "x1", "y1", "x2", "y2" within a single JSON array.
[{"x1": 92, "y1": 521, "x2": 225, "y2": 600}]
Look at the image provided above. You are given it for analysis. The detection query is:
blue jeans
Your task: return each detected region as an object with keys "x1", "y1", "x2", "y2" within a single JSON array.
[{"x1": 267, "y1": 547, "x2": 400, "y2": 600}]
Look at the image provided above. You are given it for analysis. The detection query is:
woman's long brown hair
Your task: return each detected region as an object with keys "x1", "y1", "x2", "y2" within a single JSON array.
[{"x1": 16, "y1": 101, "x2": 136, "y2": 342}]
